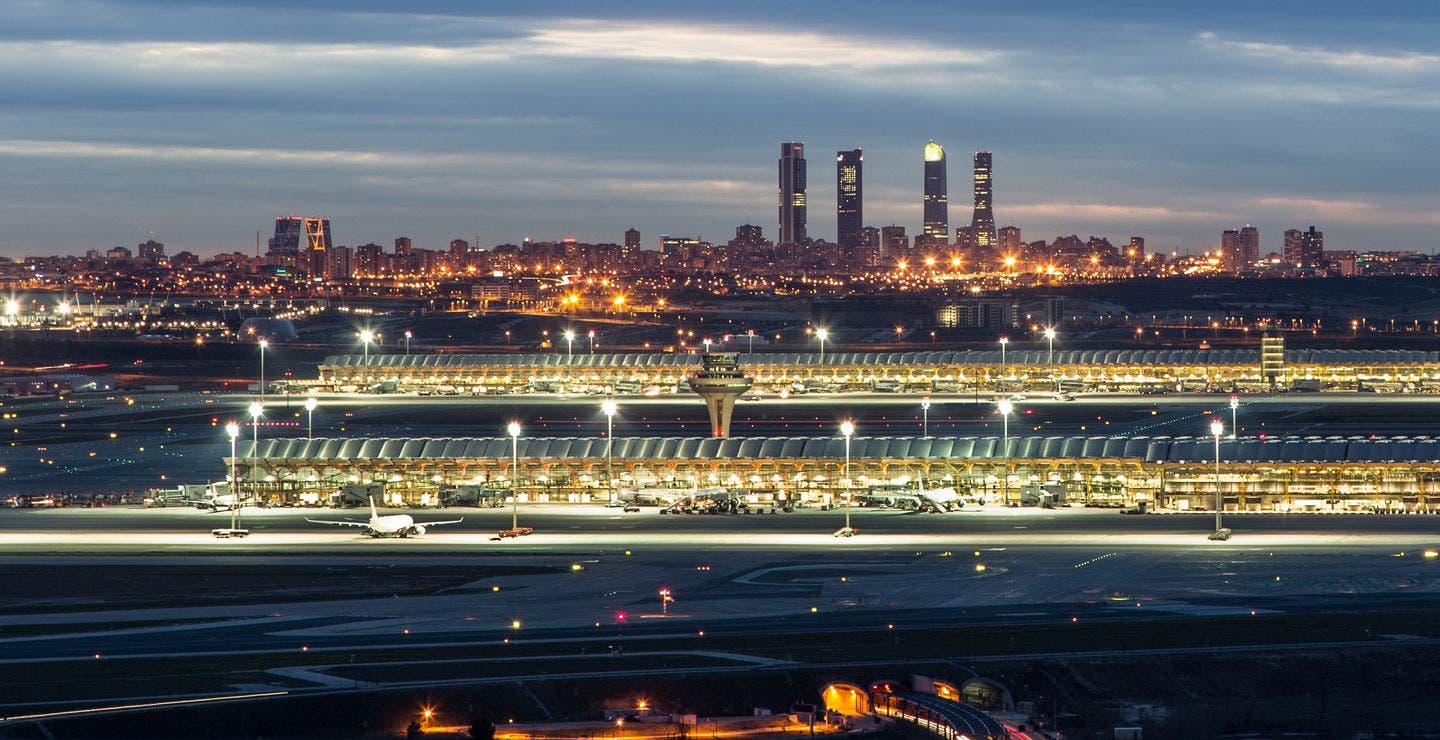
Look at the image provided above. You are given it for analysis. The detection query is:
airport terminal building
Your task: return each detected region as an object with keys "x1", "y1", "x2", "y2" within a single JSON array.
[
  {"x1": 315, "y1": 349, "x2": 1440, "y2": 395},
  {"x1": 239, "y1": 434, "x2": 1440, "y2": 513}
]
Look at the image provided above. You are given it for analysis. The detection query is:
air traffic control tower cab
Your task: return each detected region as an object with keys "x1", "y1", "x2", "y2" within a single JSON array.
[{"x1": 687, "y1": 353, "x2": 752, "y2": 438}]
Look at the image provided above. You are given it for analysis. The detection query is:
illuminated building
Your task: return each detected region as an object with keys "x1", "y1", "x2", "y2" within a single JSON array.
[
  {"x1": 270, "y1": 216, "x2": 331, "y2": 273},
  {"x1": 881, "y1": 225, "x2": 908, "y2": 263},
  {"x1": 1283, "y1": 229, "x2": 1302, "y2": 263},
  {"x1": 1300, "y1": 226, "x2": 1324, "y2": 268},
  {"x1": 1222, "y1": 225, "x2": 1259, "y2": 272},
  {"x1": 997, "y1": 226, "x2": 1022, "y2": 255},
  {"x1": 623, "y1": 228, "x2": 641, "y2": 263},
  {"x1": 836, "y1": 149, "x2": 863, "y2": 253},
  {"x1": 778, "y1": 142, "x2": 807, "y2": 244},
  {"x1": 970, "y1": 151, "x2": 996, "y2": 249},
  {"x1": 859, "y1": 226, "x2": 882, "y2": 267},
  {"x1": 922, "y1": 140, "x2": 948, "y2": 245},
  {"x1": 137, "y1": 239, "x2": 165, "y2": 262}
]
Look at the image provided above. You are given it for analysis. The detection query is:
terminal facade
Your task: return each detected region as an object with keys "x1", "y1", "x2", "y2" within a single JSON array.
[
  {"x1": 316, "y1": 349, "x2": 1440, "y2": 396},
  {"x1": 237, "y1": 434, "x2": 1440, "y2": 514}
]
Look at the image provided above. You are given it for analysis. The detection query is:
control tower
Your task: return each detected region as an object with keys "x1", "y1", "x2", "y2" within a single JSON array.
[{"x1": 688, "y1": 353, "x2": 752, "y2": 438}]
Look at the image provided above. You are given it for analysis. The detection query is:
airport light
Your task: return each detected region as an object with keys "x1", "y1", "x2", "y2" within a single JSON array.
[
  {"x1": 816, "y1": 328, "x2": 829, "y2": 362},
  {"x1": 746, "y1": 329, "x2": 755, "y2": 354},
  {"x1": 702, "y1": 338, "x2": 712, "y2": 353},
  {"x1": 1229, "y1": 395, "x2": 1239, "y2": 439},
  {"x1": 1211, "y1": 418, "x2": 1225, "y2": 536},
  {"x1": 920, "y1": 396, "x2": 931, "y2": 438},
  {"x1": 358, "y1": 329, "x2": 374, "y2": 361},
  {"x1": 997, "y1": 399, "x2": 1013, "y2": 505},
  {"x1": 304, "y1": 397, "x2": 318, "y2": 439},
  {"x1": 248, "y1": 402, "x2": 263, "y2": 506},
  {"x1": 508, "y1": 421, "x2": 522, "y2": 530},
  {"x1": 403, "y1": 330, "x2": 412, "y2": 355},
  {"x1": 564, "y1": 329, "x2": 575, "y2": 357},
  {"x1": 257, "y1": 338, "x2": 268, "y2": 403},
  {"x1": 659, "y1": 587, "x2": 672, "y2": 616},
  {"x1": 4, "y1": 299, "x2": 18, "y2": 317},
  {"x1": 840, "y1": 419, "x2": 855, "y2": 532},
  {"x1": 602, "y1": 399, "x2": 618, "y2": 501},
  {"x1": 225, "y1": 422, "x2": 240, "y2": 532},
  {"x1": 588, "y1": 329, "x2": 596, "y2": 353},
  {"x1": 1044, "y1": 328, "x2": 1058, "y2": 391},
  {"x1": 998, "y1": 337, "x2": 1009, "y2": 387}
]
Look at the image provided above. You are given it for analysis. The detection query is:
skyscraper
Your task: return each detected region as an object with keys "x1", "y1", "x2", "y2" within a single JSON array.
[
  {"x1": 971, "y1": 151, "x2": 997, "y2": 250},
  {"x1": 922, "y1": 140, "x2": 948, "y2": 245},
  {"x1": 778, "y1": 142, "x2": 807, "y2": 244},
  {"x1": 1284, "y1": 229, "x2": 1303, "y2": 264},
  {"x1": 1221, "y1": 226, "x2": 1259, "y2": 272},
  {"x1": 836, "y1": 149, "x2": 863, "y2": 251},
  {"x1": 270, "y1": 215, "x2": 330, "y2": 272}
]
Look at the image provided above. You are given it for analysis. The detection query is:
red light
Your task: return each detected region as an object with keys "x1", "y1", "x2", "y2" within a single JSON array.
[{"x1": 616, "y1": 612, "x2": 627, "y2": 622}]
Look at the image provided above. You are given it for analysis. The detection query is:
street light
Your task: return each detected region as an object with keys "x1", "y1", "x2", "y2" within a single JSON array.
[
  {"x1": 1229, "y1": 395, "x2": 1239, "y2": 439},
  {"x1": 998, "y1": 337, "x2": 1009, "y2": 389},
  {"x1": 816, "y1": 328, "x2": 829, "y2": 362},
  {"x1": 997, "y1": 399, "x2": 1013, "y2": 505},
  {"x1": 920, "y1": 396, "x2": 931, "y2": 438},
  {"x1": 248, "y1": 402, "x2": 263, "y2": 506},
  {"x1": 404, "y1": 330, "x2": 412, "y2": 355},
  {"x1": 746, "y1": 329, "x2": 755, "y2": 354},
  {"x1": 304, "y1": 397, "x2": 318, "y2": 439},
  {"x1": 1044, "y1": 327, "x2": 1057, "y2": 391},
  {"x1": 702, "y1": 338, "x2": 712, "y2": 353},
  {"x1": 840, "y1": 419, "x2": 855, "y2": 532},
  {"x1": 602, "y1": 399, "x2": 618, "y2": 502},
  {"x1": 508, "y1": 420, "x2": 522, "y2": 530},
  {"x1": 225, "y1": 422, "x2": 240, "y2": 532},
  {"x1": 564, "y1": 329, "x2": 575, "y2": 357},
  {"x1": 1211, "y1": 418, "x2": 1225, "y2": 537},
  {"x1": 257, "y1": 338, "x2": 268, "y2": 403},
  {"x1": 588, "y1": 329, "x2": 596, "y2": 353},
  {"x1": 358, "y1": 329, "x2": 374, "y2": 361}
]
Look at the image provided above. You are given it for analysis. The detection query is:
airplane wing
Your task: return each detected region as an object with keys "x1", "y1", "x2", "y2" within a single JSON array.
[
  {"x1": 305, "y1": 518, "x2": 370, "y2": 528},
  {"x1": 414, "y1": 518, "x2": 464, "y2": 527}
]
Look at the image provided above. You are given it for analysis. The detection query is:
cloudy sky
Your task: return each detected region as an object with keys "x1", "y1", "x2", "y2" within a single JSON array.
[{"x1": 2, "y1": 0, "x2": 1438, "y2": 258}]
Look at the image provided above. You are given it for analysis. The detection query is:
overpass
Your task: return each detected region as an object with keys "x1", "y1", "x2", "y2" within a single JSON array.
[{"x1": 236, "y1": 433, "x2": 1440, "y2": 512}]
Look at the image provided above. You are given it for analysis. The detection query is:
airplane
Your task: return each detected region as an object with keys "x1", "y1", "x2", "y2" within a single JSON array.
[{"x1": 307, "y1": 497, "x2": 463, "y2": 538}]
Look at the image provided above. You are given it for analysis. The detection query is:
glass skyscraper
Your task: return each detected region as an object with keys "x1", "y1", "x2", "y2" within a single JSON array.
[
  {"x1": 836, "y1": 149, "x2": 863, "y2": 251},
  {"x1": 922, "y1": 140, "x2": 948, "y2": 245},
  {"x1": 971, "y1": 151, "x2": 997, "y2": 249},
  {"x1": 778, "y1": 142, "x2": 807, "y2": 245}
]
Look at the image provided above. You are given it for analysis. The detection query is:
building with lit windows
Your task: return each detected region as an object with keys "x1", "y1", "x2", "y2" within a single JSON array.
[
  {"x1": 240, "y1": 431, "x2": 1440, "y2": 514},
  {"x1": 922, "y1": 140, "x2": 948, "y2": 246},
  {"x1": 971, "y1": 151, "x2": 997, "y2": 249},
  {"x1": 836, "y1": 149, "x2": 863, "y2": 253},
  {"x1": 778, "y1": 142, "x2": 807, "y2": 244}
]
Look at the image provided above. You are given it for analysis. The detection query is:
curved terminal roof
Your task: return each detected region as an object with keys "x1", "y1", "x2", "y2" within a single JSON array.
[
  {"x1": 320, "y1": 349, "x2": 1440, "y2": 369},
  {"x1": 250, "y1": 434, "x2": 1440, "y2": 464}
]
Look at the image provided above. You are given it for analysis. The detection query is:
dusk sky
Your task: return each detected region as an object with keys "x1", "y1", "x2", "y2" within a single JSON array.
[{"x1": 2, "y1": 0, "x2": 1438, "y2": 258}]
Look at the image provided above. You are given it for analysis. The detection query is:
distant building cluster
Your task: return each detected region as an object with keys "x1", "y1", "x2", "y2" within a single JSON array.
[{"x1": 0, "y1": 143, "x2": 1429, "y2": 303}]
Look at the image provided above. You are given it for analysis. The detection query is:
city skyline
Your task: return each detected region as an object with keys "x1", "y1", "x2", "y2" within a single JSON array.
[{"x1": 2, "y1": 2, "x2": 1439, "y2": 256}]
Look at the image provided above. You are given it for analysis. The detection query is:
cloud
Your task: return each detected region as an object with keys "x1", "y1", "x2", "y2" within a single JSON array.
[
  {"x1": 1256, "y1": 196, "x2": 1440, "y2": 225},
  {"x1": 0, "y1": 18, "x2": 998, "y2": 80},
  {"x1": 1197, "y1": 31, "x2": 1440, "y2": 74},
  {"x1": 1005, "y1": 202, "x2": 1228, "y2": 223},
  {"x1": 526, "y1": 20, "x2": 998, "y2": 69}
]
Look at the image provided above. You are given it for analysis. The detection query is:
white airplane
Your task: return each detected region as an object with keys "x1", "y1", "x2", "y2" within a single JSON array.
[{"x1": 307, "y1": 497, "x2": 463, "y2": 538}]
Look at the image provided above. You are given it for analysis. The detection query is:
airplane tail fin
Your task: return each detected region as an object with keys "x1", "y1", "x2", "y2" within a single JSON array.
[{"x1": 370, "y1": 496, "x2": 379, "y2": 519}]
